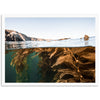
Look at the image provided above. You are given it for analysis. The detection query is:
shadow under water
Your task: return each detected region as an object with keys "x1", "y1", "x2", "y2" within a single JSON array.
[{"x1": 5, "y1": 47, "x2": 95, "y2": 83}]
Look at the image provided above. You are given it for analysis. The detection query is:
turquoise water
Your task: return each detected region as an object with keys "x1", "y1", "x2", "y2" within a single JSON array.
[
  {"x1": 5, "y1": 51, "x2": 42, "y2": 82},
  {"x1": 5, "y1": 52, "x2": 16, "y2": 82}
]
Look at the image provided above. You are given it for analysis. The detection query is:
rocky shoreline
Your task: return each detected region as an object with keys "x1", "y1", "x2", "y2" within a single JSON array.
[
  {"x1": 5, "y1": 29, "x2": 46, "y2": 41},
  {"x1": 5, "y1": 29, "x2": 73, "y2": 42},
  {"x1": 5, "y1": 29, "x2": 90, "y2": 42}
]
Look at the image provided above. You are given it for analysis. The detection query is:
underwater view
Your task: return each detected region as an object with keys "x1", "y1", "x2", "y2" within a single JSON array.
[{"x1": 5, "y1": 38, "x2": 95, "y2": 83}]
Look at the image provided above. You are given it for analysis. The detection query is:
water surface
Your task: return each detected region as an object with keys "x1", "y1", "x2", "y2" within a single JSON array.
[{"x1": 5, "y1": 36, "x2": 95, "y2": 50}]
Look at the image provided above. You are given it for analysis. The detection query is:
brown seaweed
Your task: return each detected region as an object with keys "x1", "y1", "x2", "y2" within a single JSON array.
[{"x1": 9, "y1": 47, "x2": 95, "y2": 83}]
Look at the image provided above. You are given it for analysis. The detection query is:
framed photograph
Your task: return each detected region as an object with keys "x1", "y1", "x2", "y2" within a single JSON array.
[{"x1": 1, "y1": 14, "x2": 98, "y2": 86}]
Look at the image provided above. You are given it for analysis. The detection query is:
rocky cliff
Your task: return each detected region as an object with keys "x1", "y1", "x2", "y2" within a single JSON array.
[
  {"x1": 5, "y1": 29, "x2": 47, "y2": 41},
  {"x1": 5, "y1": 30, "x2": 32, "y2": 41}
]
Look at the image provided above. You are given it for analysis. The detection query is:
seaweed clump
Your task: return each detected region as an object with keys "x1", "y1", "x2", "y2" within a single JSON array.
[{"x1": 10, "y1": 47, "x2": 95, "y2": 83}]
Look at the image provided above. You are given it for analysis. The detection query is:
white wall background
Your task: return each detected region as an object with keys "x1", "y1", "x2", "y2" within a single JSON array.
[{"x1": 0, "y1": 0, "x2": 100, "y2": 100}]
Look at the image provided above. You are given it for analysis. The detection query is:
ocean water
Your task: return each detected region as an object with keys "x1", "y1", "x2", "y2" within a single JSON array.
[
  {"x1": 5, "y1": 51, "x2": 42, "y2": 82},
  {"x1": 5, "y1": 37, "x2": 95, "y2": 83},
  {"x1": 5, "y1": 36, "x2": 95, "y2": 50}
]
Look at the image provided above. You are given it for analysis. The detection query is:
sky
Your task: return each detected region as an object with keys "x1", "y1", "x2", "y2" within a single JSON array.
[{"x1": 5, "y1": 17, "x2": 95, "y2": 39}]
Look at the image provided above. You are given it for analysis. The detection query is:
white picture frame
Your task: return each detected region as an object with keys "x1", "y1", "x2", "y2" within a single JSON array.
[{"x1": 1, "y1": 14, "x2": 99, "y2": 86}]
